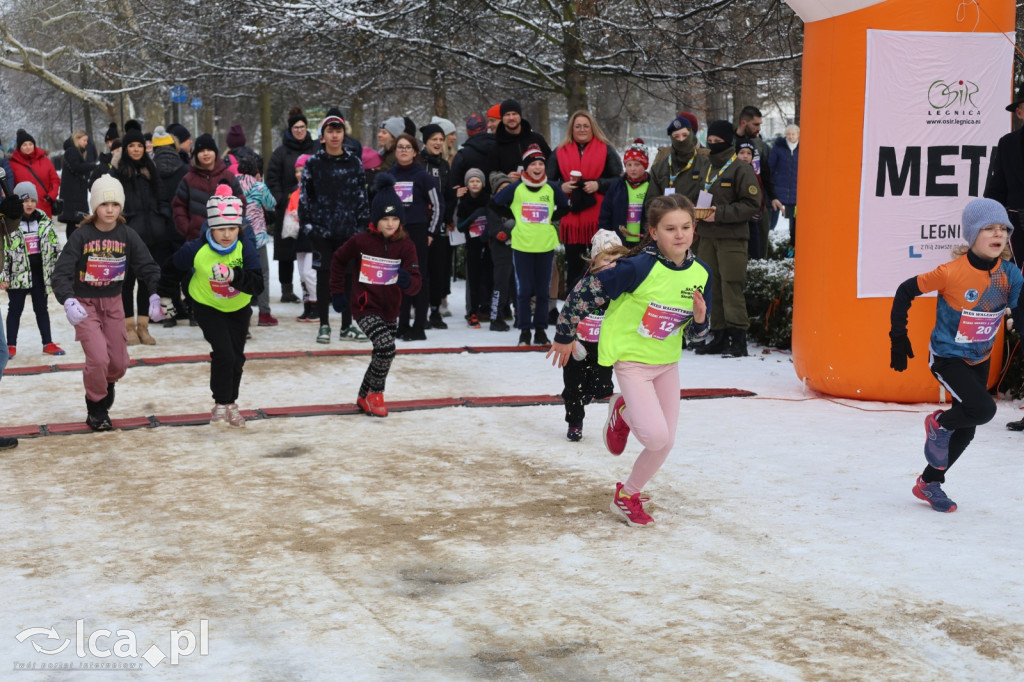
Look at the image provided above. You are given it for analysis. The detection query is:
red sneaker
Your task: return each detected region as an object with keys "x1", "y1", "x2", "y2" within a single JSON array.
[
  {"x1": 357, "y1": 392, "x2": 388, "y2": 417},
  {"x1": 603, "y1": 394, "x2": 630, "y2": 455},
  {"x1": 258, "y1": 313, "x2": 279, "y2": 327},
  {"x1": 43, "y1": 342, "x2": 66, "y2": 356},
  {"x1": 610, "y1": 482, "x2": 654, "y2": 527},
  {"x1": 7, "y1": 346, "x2": 15, "y2": 359}
]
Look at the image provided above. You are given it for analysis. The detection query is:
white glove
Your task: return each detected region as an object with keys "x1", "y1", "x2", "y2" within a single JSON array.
[{"x1": 211, "y1": 264, "x2": 233, "y2": 282}]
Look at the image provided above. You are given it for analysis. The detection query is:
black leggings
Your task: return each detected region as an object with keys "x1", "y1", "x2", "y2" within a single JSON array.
[
  {"x1": 355, "y1": 314, "x2": 398, "y2": 397},
  {"x1": 6, "y1": 259, "x2": 51, "y2": 347},
  {"x1": 926, "y1": 357, "x2": 995, "y2": 483},
  {"x1": 194, "y1": 303, "x2": 251, "y2": 405},
  {"x1": 561, "y1": 339, "x2": 614, "y2": 424}
]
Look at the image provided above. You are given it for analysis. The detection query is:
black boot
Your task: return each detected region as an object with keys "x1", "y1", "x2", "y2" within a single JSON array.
[
  {"x1": 722, "y1": 328, "x2": 749, "y2": 358},
  {"x1": 280, "y1": 282, "x2": 299, "y2": 304},
  {"x1": 694, "y1": 330, "x2": 728, "y2": 355},
  {"x1": 102, "y1": 382, "x2": 115, "y2": 410},
  {"x1": 428, "y1": 307, "x2": 448, "y2": 329},
  {"x1": 85, "y1": 397, "x2": 112, "y2": 432}
]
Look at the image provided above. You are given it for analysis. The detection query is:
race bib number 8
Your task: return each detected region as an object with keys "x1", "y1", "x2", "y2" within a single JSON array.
[
  {"x1": 638, "y1": 301, "x2": 690, "y2": 340},
  {"x1": 359, "y1": 254, "x2": 401, "y2": 285},
  {"x1": 955, "y1": 308, "x2": 1002, "y2": 344},
  {"x1": 521, "y1": 202, "x2": 550, "y2": 224},
  {"x1": 84, "y1": 256, "x2": 127, "y2": 284},
  {"x1": 627, "y1": 203, "x2": 643, "y2": 223}
]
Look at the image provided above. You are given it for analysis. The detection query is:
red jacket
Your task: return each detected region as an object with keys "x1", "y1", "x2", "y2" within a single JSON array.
[
  {"x1": 9, "y1": 148, "x2": 60, "y2": 217},
  {"x1": 329, "y1": 226, "x2": 421, "y2": 322}
]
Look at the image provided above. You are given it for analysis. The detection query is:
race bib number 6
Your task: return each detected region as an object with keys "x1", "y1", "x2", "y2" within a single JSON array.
[
  {"x1": 638, "y1": 301, "x2": 691, "y2": 340},
  {"x1": 955, "y1": 308, "x2": 1002, "y2": 344},
  {"x1": 359, "y1": 254, "x2": 401, "y2": 285}
]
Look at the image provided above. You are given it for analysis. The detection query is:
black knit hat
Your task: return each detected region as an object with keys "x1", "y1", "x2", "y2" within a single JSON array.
[
  {"x1": 124, "y1": 119, "x2": 143, "y2": 133},
  {"x1": 15, "y1": 129, "x2": 35, "y2": 148},
  {"x1": 500, "y1": 99, "x2": 522, "y2": 116},
  {"x1": 192, "y1": 133, "x2": 218, "y2": 157},
  {"x1": 104, "y1": 122, "x2": 120, "y2": 143},
  {"x1": 402, "y1": 116, "x2": 417, "y2": 137},
  {"x1": 122, "y1": 128, "x2": 146, "y2": 149},
  {"x1": 167, "y1": 122, "x2": 191, "y2": 144},
  {"x1": 419, "y1": 123, "x2": 444, "y2": 143},
  {"x1": 370, "y1": 175, "x2": 406, "y2": 226},
  {"x1": 707, "y1": 119, "x2": 734, "y2": 144},
  {"x1": 287, "y1": 109, "x2": 308, "y2": 129}
]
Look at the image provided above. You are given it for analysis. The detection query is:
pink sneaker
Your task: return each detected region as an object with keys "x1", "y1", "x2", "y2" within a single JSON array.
[
  {"x1": 210, "y1": 404, "x2": 228, "y2": 426},
  {"x1": 610, "y1": 482, "x2": 654, "y2": 527},
  {"x1": 603, "y1": 394, "x2": 630, "y2": 455}
]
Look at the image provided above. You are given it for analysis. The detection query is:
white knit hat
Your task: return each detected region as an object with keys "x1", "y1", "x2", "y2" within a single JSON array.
[
  {"x1": 89, "y1": 175, "x2": 125, "y2": 213},
  {"x1": 590, "y1": 229, "x2": 622, "y2": 258},
  {"x1": 206, "y1": 185, "x2": 243, "y2": 229},
  {"x1": 431, "y1": 116, "x2": 456, "y2": 137}
]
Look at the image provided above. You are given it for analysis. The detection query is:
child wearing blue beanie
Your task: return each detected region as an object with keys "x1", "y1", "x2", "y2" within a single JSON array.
[{"x1": 889, "y1": 197, "x2": 1021, "y2": 512}]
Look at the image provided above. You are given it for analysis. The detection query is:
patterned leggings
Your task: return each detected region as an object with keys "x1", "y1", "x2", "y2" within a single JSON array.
[{"x1": 355, "y1": 314, "x2": 398, "y2": 398}]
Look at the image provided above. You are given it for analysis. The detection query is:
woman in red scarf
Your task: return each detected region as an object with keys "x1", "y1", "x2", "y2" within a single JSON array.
[{"x1": 548, "y1": 111, "x2": 622, "y2": 288}]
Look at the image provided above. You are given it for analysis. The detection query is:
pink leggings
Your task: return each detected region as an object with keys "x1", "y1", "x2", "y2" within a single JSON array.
[
  {"x1": 615, "y1": 361, "x2": 680, "y2": 495},
  {"x1": 75, "y1": 296, "x2": 130, "y2": 402}
]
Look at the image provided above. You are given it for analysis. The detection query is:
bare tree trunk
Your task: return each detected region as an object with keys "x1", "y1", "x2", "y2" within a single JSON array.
[
  {"x1": 348, "y1": 91, "x2": 364, "y2": 146},
  {"x1": 259, "y1": 83, "x2": 272, "y2": 172},
  {"x1": 561, "y1": 0, "x2": 588, "y2": 113},
  {"x1": 536, "y1": 97, "x2": 551, "y2": 144}
]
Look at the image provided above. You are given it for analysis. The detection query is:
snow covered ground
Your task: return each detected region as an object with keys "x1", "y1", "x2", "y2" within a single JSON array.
[{"x1": 2, "y1": 236, "x2": 1024, "y2": 680}]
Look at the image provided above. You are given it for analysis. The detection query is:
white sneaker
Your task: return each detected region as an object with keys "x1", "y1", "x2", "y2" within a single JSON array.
[
  {"x1": 225, "y1": 403, "x2": 246, "y2": 428},
  {"x1": 210, "y1": 404, "x2": 228, "y2": 426}
]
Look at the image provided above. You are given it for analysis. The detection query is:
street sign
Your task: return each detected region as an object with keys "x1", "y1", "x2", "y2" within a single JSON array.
[
  {"x1": 190, "y1": 97, "x2": 202, "y2": 110},
  {"x1": 170, "y1": 85, "x2": 188, "y2": 104}
]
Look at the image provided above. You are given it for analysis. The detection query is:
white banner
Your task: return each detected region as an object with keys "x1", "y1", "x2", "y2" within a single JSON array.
[{"x1": 857, "y1": 30, "x2": 1013, "y2": 298}]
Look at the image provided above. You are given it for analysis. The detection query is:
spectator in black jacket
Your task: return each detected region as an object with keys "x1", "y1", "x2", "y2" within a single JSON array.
[
  {"x1": 266, "y1": 107, "x2": 318, "y2": 302},
  {"x1": 298, "y1": 110, "x2": 370, "y2": 344},
  {"x1": 984, "y1": 84, "x2": 1024, "y2": 266},
  {"x1": 486, "y1": 99, "x2": 551, "y2": 194},
  {"x1": 58, "y1": 131, "x2": 98, "y2": 236}
]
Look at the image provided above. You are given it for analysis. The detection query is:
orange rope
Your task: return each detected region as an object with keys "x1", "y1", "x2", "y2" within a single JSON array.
[{"x1": 749, "y1": 395, "x2": 924, "y2": 413}]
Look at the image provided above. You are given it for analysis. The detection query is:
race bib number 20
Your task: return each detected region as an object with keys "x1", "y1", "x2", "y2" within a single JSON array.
[{"x1": 955, "y1": 309, "x2": 1002, "y2": 344}]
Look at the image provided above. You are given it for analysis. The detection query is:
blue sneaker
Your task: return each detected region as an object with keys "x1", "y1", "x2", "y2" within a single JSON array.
[
  {"x1": 924, "y1": 410, "x2": 950, "y2": 470},
  {"x1": 913, "y1": 476, "x2": 957, "y2": 513}
]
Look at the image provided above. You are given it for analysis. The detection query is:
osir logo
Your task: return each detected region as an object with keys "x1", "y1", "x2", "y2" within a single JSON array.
[{"x1": 927, "y1": 79, "x2": 979, "y2": 110}]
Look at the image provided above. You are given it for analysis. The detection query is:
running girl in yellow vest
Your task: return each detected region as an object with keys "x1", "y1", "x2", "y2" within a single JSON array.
[
  {"x1": 491, "y1": 143, "x2": 570, "y2": 347},
  {"x1": 160, "y1": 185, "x2": 265, "y2": 427},
  {"x1": 547, "y1": 193, "x2": 710, "y2": 527}
]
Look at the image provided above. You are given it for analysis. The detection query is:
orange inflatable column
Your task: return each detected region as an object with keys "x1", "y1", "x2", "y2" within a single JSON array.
[{"x1": 788, "y1": 0, "x2": 1016, "y2": 402}]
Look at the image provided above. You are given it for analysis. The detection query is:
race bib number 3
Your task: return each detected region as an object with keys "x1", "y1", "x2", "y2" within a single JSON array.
[
  {"x1": 521, "y1": 202, "x2": 550, "y2": 224},
  {"x1": 955, "y1": 308, "x2": 1002, "y2": 344},
  {"x1": 359, "y1": 254, "x2": 401, "y2": 285},
  {"x1": 24, "y1": 234, "x2": 40, "y2": 255},
  {"x1": 638, "y1": 301, "x2": 691, "y2": 340},
  {"x1": 84, "y1": 255, "x2": 126, "y2": 284},
  {"x1": 577, "y1": 313, "x2": 604, "y2": 343}
]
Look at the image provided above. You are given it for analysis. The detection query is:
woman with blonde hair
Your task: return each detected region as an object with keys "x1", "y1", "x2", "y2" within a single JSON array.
[{"x1": 547, "y1": 110, "x2": 623, "y2": 288}]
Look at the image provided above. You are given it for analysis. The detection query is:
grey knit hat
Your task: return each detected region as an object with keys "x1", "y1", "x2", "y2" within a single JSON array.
[
  {"x1": 962, "y1": 198, "x2": 1013, "y2": 247},
  {"x1": 380, "y1": 117, "x2": 405, "y2": 140},
  {"x1": 13, "y1": 181, "x2": 37, "y2": 202}
]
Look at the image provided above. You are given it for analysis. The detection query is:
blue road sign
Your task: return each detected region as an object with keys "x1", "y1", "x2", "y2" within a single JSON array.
[
  {"x1": 190, "y1": 98, "x2": 202, "y2": 110},
  {"x1": 170, "y1": 85, "x2": 188, "y2": 103}
]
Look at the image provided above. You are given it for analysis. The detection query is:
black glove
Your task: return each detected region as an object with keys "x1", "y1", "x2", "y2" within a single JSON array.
[
  {"x1": 1, "y1": 195, "x2": 23, "y2": 221},
  {"x1": 889, "y1": 332, "x2": 914, "y2": 372},
  {"x1": 331, "y1": 293, "x2": 348, "y2": 313},
  {"x1": 396, "y1": 268, "x2": 411, "y2": 289}
]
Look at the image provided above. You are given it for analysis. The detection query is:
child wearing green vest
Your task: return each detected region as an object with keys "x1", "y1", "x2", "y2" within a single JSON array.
[
  {"x1": 548, "y1": 194, "x2": 711, "y2": 527},
  {"x1": 160, "y1": 185, "x2": 265, "y2": 427},
  {"x1": 491, "y1": 144, "x2": 570, "y2": 346},
  {"x1": 597, "y1": 139, "x2": 650, "y2": 245}
]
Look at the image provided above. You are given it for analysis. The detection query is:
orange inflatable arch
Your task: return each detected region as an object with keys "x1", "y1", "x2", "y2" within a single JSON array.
[{"x1": 788, "y1": 0, "x2": 1016, "y2": 402}]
